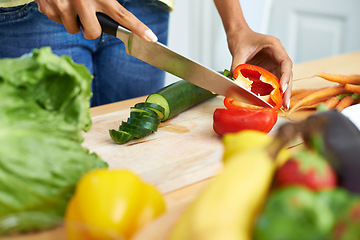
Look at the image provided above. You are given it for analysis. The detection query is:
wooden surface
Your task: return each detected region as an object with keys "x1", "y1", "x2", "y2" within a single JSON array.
[
  {"x1": 3, "y1": 51, "x2": 360, "y2": 240},
  {"x1": 82, "y1": 96, "x2": 290, "y2": 194}
]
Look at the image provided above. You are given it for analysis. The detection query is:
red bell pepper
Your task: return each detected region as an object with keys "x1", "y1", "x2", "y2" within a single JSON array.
[
  {"x1": 213, "y1": 64, "x2": 282, "y2": 136},
  {"x1": 213, "y1": 108, "x2": 278, "y2": 136},
  {"x1": 226, "y1": 64, "x2": 283, "y2": 111}
]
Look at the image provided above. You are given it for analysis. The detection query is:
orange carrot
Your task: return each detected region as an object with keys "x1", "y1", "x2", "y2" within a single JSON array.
[
  {"x1": 345, "y1": 84, "x2": 360, "y2": 95},
  {"x1": 291, "y1": 88, "x2": 309, "y2": 97},
  {"x1": 324, "y1": 96, "x2": 340, "y2": 109},
  {"x1": 316, "y1": 73, "x2": 360, "y2": 85},
  {"x1": 288, "y1": 85, "x2": 350, "y2": 115},
  {"x1": 290, "y1": 88, "x2": 324, "y2": 108},
  {"x1": 336, "y1": 96, "x2": 354, "y2": 111}
]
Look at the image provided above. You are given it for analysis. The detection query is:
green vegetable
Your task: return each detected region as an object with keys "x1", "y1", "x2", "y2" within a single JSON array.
[
  {"x1": 254, "y1": 187, "x2": 334, "y2": 240},
  {"x1": 146, "y1": 80, "x2": 215, "y2": 121},
  {"x1": 134, "y1": 102, "x2": 165, "y2": 120},
  {"x1": 109, "y1": 129, "x2": 134, "y2": 144},
  {"x1": 328, "y1": 199, "x2": 360, "y2": 239},
  {"x1": 109, "y1": 80, "x2": 215, "y2": 144},
  {"x1": 0, "y1": 47, "x2": 107, "y2": 234}
]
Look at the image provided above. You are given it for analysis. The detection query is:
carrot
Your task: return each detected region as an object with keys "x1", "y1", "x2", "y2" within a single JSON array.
[
  {"x1": 289, "y1": 88, "x2": 325, "y2": 108},
  {"x1": 291, "y1": 88, "x2": 308, "y2": 97},
  {"x1": 345, "y1": 84, "x2": 360, "y2": 95},
  {"x1": 336, "y1": 96, "x2": 354, "y2": 111},
  {"x1": 324, "y1": 96, "x2": 340, "y2": 109},
  {"x1": 288, "y1": 85, "x2": 350, "y2": 115},
  {"x1": 316, "y1": 73, "x2": 360, "y2": 85}
]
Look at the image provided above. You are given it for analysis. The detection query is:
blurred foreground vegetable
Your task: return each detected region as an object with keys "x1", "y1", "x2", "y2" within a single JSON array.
[
  {"x1": 299, "y1": 110, "x2": 360, "y2": 193},
  {"x1": 254, "y1": 187, "x2": 335, "y2": 240},
  {"x1": 171, "y1": 108, "x2": 360, "y2": 239},
  {"x1": 170, "y1": 130, "x2": 289, "y2": 240},
  {"x1": 65, "y1": 169, "x2": 166, "y2": 240},
  {"x1": 275, "y1": 150, "x2": 337, "y2": 191},
  {"x1": 0, "y1": 47, "x2": 107, "y2": 234}
]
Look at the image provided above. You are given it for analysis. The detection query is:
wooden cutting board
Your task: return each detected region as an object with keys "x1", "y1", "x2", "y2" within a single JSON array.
[{"x1": 82, "y1": 96, "x2": 291, "y2": 194}]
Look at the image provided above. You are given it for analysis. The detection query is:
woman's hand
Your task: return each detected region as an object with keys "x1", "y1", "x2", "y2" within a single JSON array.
[
  {"x1": 227, "y1": 28, "x2": 293, "y2": 109},
  {"x1": 34, "y1": 0, "x2": 158, "y2": 41},
  {"x1": 214, "y1": 0, "x2": 293, "y2": 109}
]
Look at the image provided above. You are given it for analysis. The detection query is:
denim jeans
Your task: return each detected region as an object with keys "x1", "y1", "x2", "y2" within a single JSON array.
[{"x1": 0, "y1": 1, "x2": 169, "y2": 107}]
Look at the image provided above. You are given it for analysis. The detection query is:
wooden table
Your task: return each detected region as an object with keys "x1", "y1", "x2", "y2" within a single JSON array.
[
  {"x1": 4, "y1": 51, "x2": 360, "y2": 240},
  {"x1": 90, "y1": 50, "x2": 360, "y2": 207}
]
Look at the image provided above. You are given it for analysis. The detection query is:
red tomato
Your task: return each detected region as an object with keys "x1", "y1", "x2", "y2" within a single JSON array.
[{"x1": 213, "y1": 108, "x2": 278, "y2": 136}]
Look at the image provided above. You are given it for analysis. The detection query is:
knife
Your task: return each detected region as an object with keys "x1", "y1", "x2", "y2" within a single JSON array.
[{"x1": 96, "y1": 13, "x2": 273, "y2": 108}]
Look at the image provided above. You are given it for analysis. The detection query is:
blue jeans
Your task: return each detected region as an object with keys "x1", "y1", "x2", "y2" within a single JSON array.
[{"x1": 0, "y1": 1, "x2": 169, "y2": 107}]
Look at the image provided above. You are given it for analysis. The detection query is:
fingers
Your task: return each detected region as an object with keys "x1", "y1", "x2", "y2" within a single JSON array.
[
  {"x1": 280, "y1": 70, "x2": 293, "y2": 109},
  {"x1": 272, "y1": 39, "x2": 293, "y2": 109},
  {"x1": 76, "y1": 3, "x2": 102, "y2": 39},
  {"x1": 101, "y1": 1, "x2": 157, "y2": 42},
  {"x1": 34, "y1": 0, "x2": 158, "y2": 42},
  {"x1": 230, "y1": 53, "x2": 247, "y2": 73},
  {"x1": 228, "y1": 33, "x2": 293, "y2": 109}
]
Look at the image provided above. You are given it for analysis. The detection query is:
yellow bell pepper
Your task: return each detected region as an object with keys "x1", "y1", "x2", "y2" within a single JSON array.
[{"x1": 65, "y1": 168, "x2": 166, "y2": 240}]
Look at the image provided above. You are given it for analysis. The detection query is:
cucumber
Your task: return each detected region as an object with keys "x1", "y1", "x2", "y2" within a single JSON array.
[
  {"x1": 109, "y1": 129, "x2": 134, "y2": 144},
  {"x1": 130, "y1": 112, "x2": 161, "y2": 124},
  {"x1": 134, "y1": 102, "x2": 165, "y2": 120},
  {"x1": 146, "y1": 80, "x2": 215, "y2": 121},
  {"x1": 109, "y1": 80, "x2": 215, "y2": 144},
  {"x1": 127, "y1": 118, "x2": 158, "y2": 132},
  {"x1": 130, "y1": 107, "x2": 159, "y2": 118},
  {"x1": 120, "y1": 122, "x2": 152, "y2": 139}
]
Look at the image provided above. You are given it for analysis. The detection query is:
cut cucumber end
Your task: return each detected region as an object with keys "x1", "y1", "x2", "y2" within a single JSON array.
[
  {"x1": 134, "y1": 102, "x2": 165, "y2": 120},
  {"x1": 146, "y1": 94, "x2": 170, "y2": 121},
  {"x1": 109, "y1": 129, "x2": 134, "y2": 144}
]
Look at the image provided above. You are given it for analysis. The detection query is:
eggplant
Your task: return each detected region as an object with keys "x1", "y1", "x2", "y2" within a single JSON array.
[{"x1": 275, "y1": 110, "x2": 360, "y2": 194}]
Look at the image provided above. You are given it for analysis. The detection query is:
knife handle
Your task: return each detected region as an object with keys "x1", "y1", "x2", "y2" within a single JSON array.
[{"x1": 96, "y1": 12, "x2": 119, "y2": 37}]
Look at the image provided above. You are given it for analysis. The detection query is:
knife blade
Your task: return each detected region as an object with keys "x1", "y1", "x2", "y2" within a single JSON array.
[{"x1": 96, "y1": 13, "x2": 273, "y2": 108}]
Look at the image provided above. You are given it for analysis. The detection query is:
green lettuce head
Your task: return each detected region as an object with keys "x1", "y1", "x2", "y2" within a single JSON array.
[{"x1": 0, "y1": 47, "x2": 107, "y2": 234}]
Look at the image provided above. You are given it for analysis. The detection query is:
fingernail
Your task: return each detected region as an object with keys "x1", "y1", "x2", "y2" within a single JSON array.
[
  {"x1": 145, "y1": 30, "x2": 158, "y2": 42},
  {"x1": 282, "y1": 83, "x2": 288, "y2": 93},
  {"x1": 286, "y1": 98, "x2": 290, "y2": 109}
]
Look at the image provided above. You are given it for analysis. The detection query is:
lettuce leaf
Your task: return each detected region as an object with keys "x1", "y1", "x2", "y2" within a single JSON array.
[{"x1": 0, "y1": 47, "x2": 107, "y2": 234}]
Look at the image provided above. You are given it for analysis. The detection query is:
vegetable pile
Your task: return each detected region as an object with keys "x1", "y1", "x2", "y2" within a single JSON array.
[
  {"x1": 289, "y1": 73, "x2": 360, "y2": 114},
  {"x1": 0, "y1": 47, "x2": 107, "y2": 234},
  {"x1": 170, "y1": 109, "x2": 360, "y2": 239}
]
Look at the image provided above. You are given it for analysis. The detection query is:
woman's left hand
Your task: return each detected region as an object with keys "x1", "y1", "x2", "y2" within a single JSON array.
[{"x1": 227, "y1": 28, "x2": 293, "y2": 109}]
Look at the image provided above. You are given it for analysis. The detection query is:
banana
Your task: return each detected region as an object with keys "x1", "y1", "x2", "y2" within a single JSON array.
[
  {"x1": 222, "y1": 130, "x2": 290, "y2": 167},
  {"x1": 169, "y1": 145, "x2": 277, "y2": 240}
]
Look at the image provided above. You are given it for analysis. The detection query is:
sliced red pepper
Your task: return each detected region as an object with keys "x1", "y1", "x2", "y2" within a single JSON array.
[
  {"x1": 212, "y1": 64, "x2": 282, "y2": 136},
  {"x1": 213, "y1": 108, "x2": 278, "y2": 136},
  {"x1": 227, "y1": 64, "x2": 283, "y2": 111}
]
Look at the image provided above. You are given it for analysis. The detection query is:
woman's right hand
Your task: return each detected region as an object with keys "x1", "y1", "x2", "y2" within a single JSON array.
[{"x1": 34, "y1": 0, "x2": 158, "y2": 41}]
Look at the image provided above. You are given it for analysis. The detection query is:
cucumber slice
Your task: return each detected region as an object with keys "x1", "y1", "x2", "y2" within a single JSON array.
[
  {"x1": 109, "y1": 129, "x2": 134, "y2": 144},
  {"x1": 130, "y1": 107, "x2": 159, "y2": 118},
  {"x1": 127, "y1": 118, "x2": 159, "y2": 132},
  {"x1": 130, "y1": 112, "x2": 161, "y2": 124},
  {"x1": 134, "y1": 102, "x2": 165, "y2": 120},
  {"x1": 109, "y1": 80, "x2": 215, "y2": 144},
  {"x1": 120, "y1": 122, "x2": 152, "y2": 138},
  {"x1": 146, "y1": 80, "x2": 215, "y2": 121}
]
